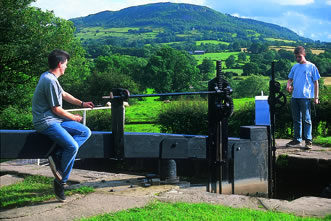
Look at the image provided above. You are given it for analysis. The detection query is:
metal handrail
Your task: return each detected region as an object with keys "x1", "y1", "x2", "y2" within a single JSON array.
[{"x1": 66, "y1": 102, "x2": 129, "y2": 125}]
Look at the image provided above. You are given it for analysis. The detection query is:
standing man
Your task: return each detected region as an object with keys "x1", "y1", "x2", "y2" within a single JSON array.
[
  {"x1": 286, "y1": 46, "x2": 320, "y2": 149},
  {"x1": 32, "y1": 49, "x2": 94, "y2": 201}
]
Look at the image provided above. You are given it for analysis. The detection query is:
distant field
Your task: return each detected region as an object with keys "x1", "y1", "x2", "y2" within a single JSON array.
[
  {"x1": 269, "y1": 46, "x2": 325, "y2": 55},
  {"x1": 265, "y1": 38, "x2": 296, "y2": 43},
  {"x1": 311, "y1": 49, "x2": 326, "y2": 55},
  {"x1": 75, "y1": 26, "x2": 162, "y2": 41},
  {"x1": 323, "y1": 77, "x2": 331, "y2": 85},
  {"x1": 193, "y1": 52, "x2": 241, "y2": 65},
  {"x1": 195, "y1": 40, "x2": 230, "y2": 46},
  {"x1": 223, "y1": 69, "x2": 243, "y2": 74}
]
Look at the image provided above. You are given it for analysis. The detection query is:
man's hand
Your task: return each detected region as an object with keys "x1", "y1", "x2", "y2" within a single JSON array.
[
  {"x1": 287, "y1": 85, "x2": 293, "y2": 93},
  {"x1": 286, "y1": 79, "x2": 293, "y2": 94},
  {"x1": 82, "y1": 101, "x2": 95, "y2": 108},
  {"x1": 314, "y1": 98, "x2": 319, "y2": 104},
  {"x1": 73, "y1": 114, "x2": 83, "y2": 122}
]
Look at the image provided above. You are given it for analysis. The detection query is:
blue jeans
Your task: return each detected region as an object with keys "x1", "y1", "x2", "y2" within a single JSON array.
[
  {"x1": 291, "y1": 98, "x2": 312, "y2": 142},
  {"x1": 41, "y1": 121, "x2": 91, "y2": 183}
]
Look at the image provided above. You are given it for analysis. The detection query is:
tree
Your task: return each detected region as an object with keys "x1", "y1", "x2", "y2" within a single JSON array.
[
  {"x1": 242, "y1": 62, "x2": 259, "y2": 76},
  {"x1": 225, "y1": 55, "x2": 236, "y2": 69},
  {"x1": 311, "y1": 56, "x2": 331, "y2": 77},
  {"x1": 235, "y1": 75, "x2": 268, "y2": 98},
  {"x1": 87, "y1": 70, "x2": 139, "y2": 104},
  {"x1": 93, "y1": 54, "x2": 148, "y2": 90},
  {"x1": 250, "y1": 54, "x2": 263, "y2": 65},
  {"x1": 0, "y1": 1, "x2": 89, "y2": 110},
  {"x1": 248, "y1": 42, "x2": 268, "y2": 54},
  {"x1": 262, "y1": 50, "x2": 278, "y2": 64},
  {"x1": 198, "y1": 58, "x2": 214, "y2": 80},
  {"x1": 278, "y1": 49, "x2": 294, "y2": 61},
  {"x1": 143, "y1": 47, "x2": 200, "y2": 94},
  {"x1": 230, "y1": 41, "x2": 241, "y2": 52},
  {"x1": 274, "y1": 59, "x2": 292, "y2": 79},
  {"x1": 305, "y1": 48, "x2": 315, "y2": 61},
  {"x1": 238, "y1": 52, "x2": 247, "y2": 62}
]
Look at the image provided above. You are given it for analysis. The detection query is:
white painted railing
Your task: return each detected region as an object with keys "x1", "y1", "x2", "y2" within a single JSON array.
[{"x1": 66, "y1": 102, "x2": 129, "y2": 125}]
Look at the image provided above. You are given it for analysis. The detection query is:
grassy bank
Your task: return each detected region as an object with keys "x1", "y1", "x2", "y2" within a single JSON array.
[
  {"x1": 314, "y1": 136, "x2": 331, "y2": 147},
  {"x1": 80, "y1": 201, "x2": 330, "y2": 221},
  {"x1": 0, "y1": 175, "x2": 94, "y2": 209}
]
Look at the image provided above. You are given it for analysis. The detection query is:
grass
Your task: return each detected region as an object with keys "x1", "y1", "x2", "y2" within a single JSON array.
[
  {"x1": 0, "y1": 175, "x2": 94, "y2": 209},
  {"x1": 195, "y1": 40, "x2": 230, "y2": 45},
  {"x1": 125, "y1": 124, "x2": 161, "y2": 133},
  {"x1": 126, "y1": 99, "x2": 165, "y2": 123},
  {"x1": 193, "y1": 52, "x2": 241, "y2": 65},
  {"x1": 314, "y1": 136, "x2": 331, "y2": 147},
  {"x1": 80, "y1": 201, "x2": 329, "y2": 221}
]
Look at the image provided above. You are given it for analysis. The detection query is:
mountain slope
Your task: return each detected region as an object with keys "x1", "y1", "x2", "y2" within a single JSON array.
[{"x1": 70, "y1": 2, "x2": 310, "y2": 42}]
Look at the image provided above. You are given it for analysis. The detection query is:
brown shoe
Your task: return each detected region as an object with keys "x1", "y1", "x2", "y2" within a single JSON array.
[
  {"x1": 48, "y1": 156, "x2": 62, "y2": 181},
  {"x1": 301, "y1": 140, "x2": 312, "y2": 150},
  {"x1": 286, "y1": 140, "x2": 301, "y2": 147}
]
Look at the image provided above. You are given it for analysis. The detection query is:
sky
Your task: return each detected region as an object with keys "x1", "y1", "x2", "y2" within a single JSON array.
[{"x1": 31, "y1": 0, "x2": 331, "y2": 42}]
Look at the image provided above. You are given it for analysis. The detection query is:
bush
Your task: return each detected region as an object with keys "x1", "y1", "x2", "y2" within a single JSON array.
[
  {"x1": 85, "y1": 109, "x2": 112, "y2": 131},
  {"x1": 228, "y1": 101, "x2": 255, "y2": 137},
  {"x1": 157, "y1": 99, "x2": 255, "y2": 137},
  {"x1": 0, "y1": 106, "x2": 33, "y2": 130},
  {"x1": 314, "y1": 86, "x2": 331, "y2": 136},
  {"x1": 157, "y1": 100, "x2": 208, "y2": 135}
]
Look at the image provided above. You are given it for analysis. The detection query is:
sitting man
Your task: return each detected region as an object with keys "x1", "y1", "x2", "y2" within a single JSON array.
[{"x1": 32, "y1": 49, "x2": 94, "y2": 201}]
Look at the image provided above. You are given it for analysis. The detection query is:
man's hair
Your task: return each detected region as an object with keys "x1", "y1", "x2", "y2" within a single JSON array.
[
  {"x1": 48, "y1": 49, "x2": 70, "y2": 69},
  {"x1": 294, "y1": 46, "x2": 305, "y2": 55}
]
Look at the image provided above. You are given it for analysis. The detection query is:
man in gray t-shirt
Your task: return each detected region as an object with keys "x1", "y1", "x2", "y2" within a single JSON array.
[
  {"x1": 32, "y1": 49, "x2": 94, "y2": 202},
  {"x1": 32, "y1": 71, "x2": 64, "y2": 132}
]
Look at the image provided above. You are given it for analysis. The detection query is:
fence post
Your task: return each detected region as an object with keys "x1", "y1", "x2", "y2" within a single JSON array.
[
  {"x1": 111, "y1": 90, "x2": 126, "y2": 158},
  {"x1": 83, "y1": 110, "x2": 87, "y2": 125}
]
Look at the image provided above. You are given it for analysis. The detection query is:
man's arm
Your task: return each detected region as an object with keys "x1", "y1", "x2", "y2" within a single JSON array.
[
  {"x1": 314, "y1": 80, "x2": 319, "y2": 104},
  {"x1": 51, "y1": 91, "x2": 95, "y2": 122},
  {"x1": 52, "y1": 106, "x2": 82, "y2": 122},
  {"x1": 286, "y1": 79, "x2": 293, "y2": 93},
  {"x1": 62, "y1": 91, "x2": 94, "y2": 108}
]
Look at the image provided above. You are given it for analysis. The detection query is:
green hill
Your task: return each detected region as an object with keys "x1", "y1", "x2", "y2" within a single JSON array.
[{"x1": 70, "y1": 2, "x2": 311, "y2": 44}]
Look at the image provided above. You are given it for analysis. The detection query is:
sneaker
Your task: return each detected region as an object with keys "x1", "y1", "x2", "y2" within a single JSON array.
[
  {"x1": 54, "y1": 179, "x2": 66, "y2": 202},
  {"x1": 286, "y1": 140, "x2": 301, "y2": 147},
  {"x1": 301, "y1": 140, "x2": 313, "y2": 150},
  {"x1": 48, "y1": 155, "x2": 62, "y2": 181}
]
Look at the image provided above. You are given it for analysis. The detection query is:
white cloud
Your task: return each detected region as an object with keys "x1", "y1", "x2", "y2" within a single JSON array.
[
  {"x1": 252, "y1": 11, "x2": 331, "y2": 41},
  {"x1": 230, "y1": 13, "x2": 251, "y2": 19},
  {"x1": 271, "y1": 0, "x2": 314, "y2": 5},
  {"x1": 32, "y1": 0, "x2": 208, "y2": 19},
  {"x1": 327, "y1": 0, "x2": 331, "y2": 5}
]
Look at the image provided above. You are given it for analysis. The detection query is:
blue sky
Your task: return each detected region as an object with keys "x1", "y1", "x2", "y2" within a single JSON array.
[{"x1": 31, "y1": 0, "x2": 331, "y2": 42}]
